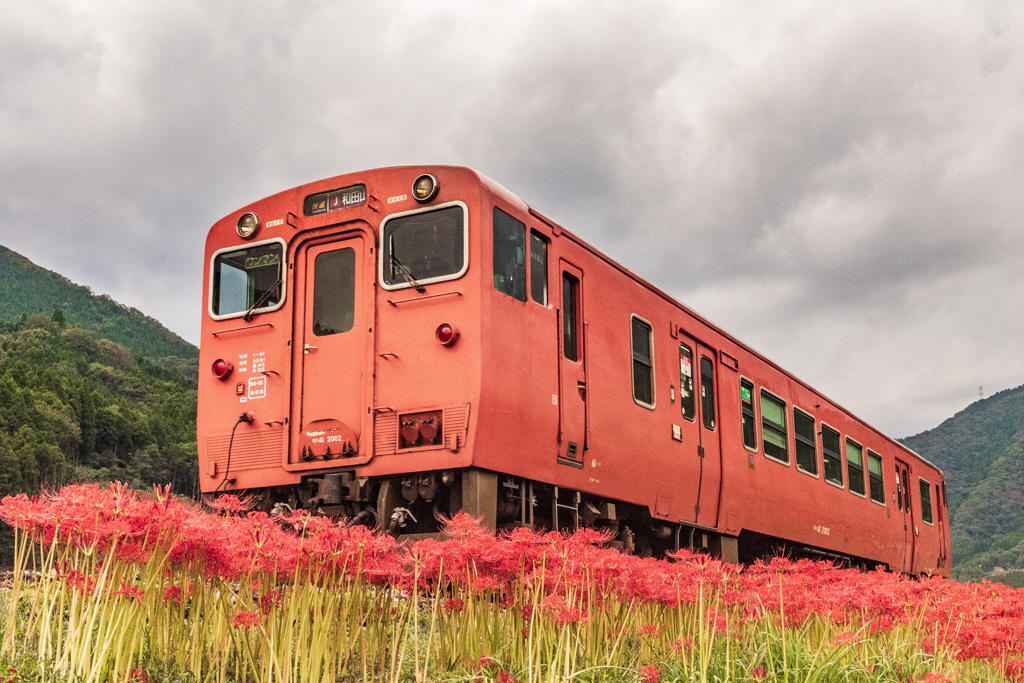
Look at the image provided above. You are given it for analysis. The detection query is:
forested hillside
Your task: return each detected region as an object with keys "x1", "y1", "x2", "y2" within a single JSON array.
[
  {"x1": 902, "y1": 383, "x2": 1024, "y2": 584},
  {"x1": 0, "y1": 245, "x2": 197, "y2": 362},
  {"x1": 0, "y1": 313, "x2": 198, "y2": 498}
]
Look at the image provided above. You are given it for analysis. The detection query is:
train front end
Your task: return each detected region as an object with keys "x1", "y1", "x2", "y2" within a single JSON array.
[{"x1": 198, "y1": 167, "x2": 486, "y2": 534}]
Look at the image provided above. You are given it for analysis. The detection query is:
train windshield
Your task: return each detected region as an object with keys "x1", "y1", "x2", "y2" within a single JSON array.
[
  {"x1": 211, "y1": 241, "x2": 284, "y2": 318},
  {"x1": 381, "y1": 205, "x2": 466, "y2": 289}
]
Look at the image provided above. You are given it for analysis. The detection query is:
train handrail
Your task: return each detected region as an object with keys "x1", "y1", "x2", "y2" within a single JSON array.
[
  {"x1": 212, "y1": 323, "x2": 274, "y2": 336},
  {"x1": 386, "y1": 291, "x2": 462, "y2": 306}
]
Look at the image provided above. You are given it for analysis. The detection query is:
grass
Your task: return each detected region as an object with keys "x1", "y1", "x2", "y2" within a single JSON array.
[{"x1": 0, "y1": 483, "x2": 1021, "y2": 683}]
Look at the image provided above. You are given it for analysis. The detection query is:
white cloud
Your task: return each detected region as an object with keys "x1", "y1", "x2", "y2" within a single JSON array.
[{"x1": 1, "y1": 0, "x2": 1023, "y2": 436}]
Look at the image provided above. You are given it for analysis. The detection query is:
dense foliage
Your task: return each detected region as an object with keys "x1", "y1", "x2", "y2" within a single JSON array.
[
  {"x1": 0, "y1": 245, "x2": 197, "y2": 362},
  {"x1": 0, "y1": 313, "x2": 198, "y2": 500},
  {"x1": 902, "y1": 383, "x2": 1024, "y2": 582}
]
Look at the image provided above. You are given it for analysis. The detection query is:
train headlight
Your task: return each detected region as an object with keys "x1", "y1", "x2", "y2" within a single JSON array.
[
  {"x1": 412, "y1": 174, "x2": 439, "y2": 203},
  {"x1": 212, "y1": 359, "x2": 233, "y2": 379},
  {"x1": 435, "y1": 323, "x2": 459, "y2": 346},
  {"x1": 236, "y1": 212, "x2": 260, "y2": 239}
]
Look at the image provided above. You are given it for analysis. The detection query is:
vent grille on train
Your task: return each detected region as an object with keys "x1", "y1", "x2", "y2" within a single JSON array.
[
  {"x1": 373, "y1": 402, "x2": 471, "y2": 455},
  {"x1": 205, "y1": 428, "x2": 284, "y2": 472}
]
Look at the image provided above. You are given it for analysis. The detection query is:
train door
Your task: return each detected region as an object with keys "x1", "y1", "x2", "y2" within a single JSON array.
[
  {"x1": 935, "y1": 482, "x2": 947, "y2": 569},
  {"x1": 290, "y1": 230, "x2": 373, "y2": 463},
  {"x1": 895, "y1": 459, "x2": 915, "y2": 572},
  {"x1": 677, "y1": 333, "x2": 723, "y2": 527},
  {"x1": 557, "y1": 262, "x2": 587, "y2": 465}
]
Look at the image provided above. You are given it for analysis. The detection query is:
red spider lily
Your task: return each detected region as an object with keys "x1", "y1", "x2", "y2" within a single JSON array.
[
  {"x1": 751, "y1": 665, "x2": 768, "y2": 679},
  {"x1": 443, "y1": 597, "x2": 465, "y2": 613},
  {"x1": 1007, "y1": 659, "x2": 1024, "y2": 681},
  {"x1": 163, "y1": 585, "x2": 182, "y2": 604},
  {"x1": 232, "y1": 611, "x2": 261, "y2": 629},
  {"x1": 112, "y1": 579, "x2": 145, "y2": 603},
  {"x1": 498, "y1": 670, "x2": 520, "y2": 683},
  {"x1": 672, "y1": 637, "x2": 693, "y2": 651},
  {"x1": 259, "y1": 589, "x2": 283, "y2": 614},
  {"x1": 6, "y1": 482, "x2": 1024, "y2": 683},
  {"x1": 831, "y1": 629, "x2": 858, "y2": 647},
  {"x1": 204, "y1": 493, "x2": 256, "y2": 515},
  {"x1": 477, "y1": 656, "x2": 500, "y2": 673},
  {"x1": 638, "y1": 663, "x2": 659, "y2": 683},
  {"x1": 920, "y1": 674, "x2": 952, "y2": 683}
]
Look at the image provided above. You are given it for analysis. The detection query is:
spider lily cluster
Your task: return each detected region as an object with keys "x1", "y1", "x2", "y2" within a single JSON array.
[{"x1": 0, "y1": 483, "x2": 1022, "y2": 683}]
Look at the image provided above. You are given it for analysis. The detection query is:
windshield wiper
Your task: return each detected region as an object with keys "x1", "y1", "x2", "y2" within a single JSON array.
[
  {"x1": 389, "y1": 242, "x2": 426, "y2": 293},
  {"x1": 243, "y1": 263, "x2": 283, "y2": 321}
]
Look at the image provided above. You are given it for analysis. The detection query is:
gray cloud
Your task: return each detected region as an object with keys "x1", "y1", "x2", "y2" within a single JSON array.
[{"x1": 1, "y1": 0, "x2": 1023, "y2": 437}]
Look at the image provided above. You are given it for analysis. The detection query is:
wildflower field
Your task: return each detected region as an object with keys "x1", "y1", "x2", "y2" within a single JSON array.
[{"x1": 0, "y1": 483, "x2": 1022, "y2": 683}]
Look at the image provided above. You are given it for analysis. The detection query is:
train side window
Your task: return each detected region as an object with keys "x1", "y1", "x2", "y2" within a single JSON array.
[
  {"x1": 562, "y1": 273, "x2": 579, "y2": 361},
  {"x1": 530, "y1": 231, "x2": 548, "y2": 305},
  {"x1": 821, "y1": 424, "x2": 843, "y2": 486},
  {"x1": 493, "y1": 208, "x2": 527, "y2": 302},
  {"x1": 679, "y1": 345, "x2": 696, "y2": 421},
  {"x1": 631, "y1": 316, "x2": 655, "y2": 408},
  {"x1": 846, "y1": 439, "x2": 865, "y2": 497},
  {"x1": 867, "y1": 450, "x2": 885, "y2": 504},
  {"x1": 760, "y1": 390, "x2": 788, "y2": 464},
  {"x1": 312, "y1": 248, "x2": 355, "y2": 335},
  {"x1": 740, "y1": 379, "x2": 756, "y2": 449},
  {"x1": 919, "y1": 478, "x2": 933, "y2": 524},
  {"x1": 794, "y1": 408, "x2": 817, "y2": 475}
]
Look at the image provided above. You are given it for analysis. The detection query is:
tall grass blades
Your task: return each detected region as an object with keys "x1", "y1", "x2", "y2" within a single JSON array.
[{"x1": 1, "y1": 483, "x2": 1023, "y2": 682}]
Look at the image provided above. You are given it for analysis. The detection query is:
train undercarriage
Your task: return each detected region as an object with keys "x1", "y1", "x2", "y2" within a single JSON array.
[{"x1": 234, "y1": 467, "x2": 887, "y2": 570}]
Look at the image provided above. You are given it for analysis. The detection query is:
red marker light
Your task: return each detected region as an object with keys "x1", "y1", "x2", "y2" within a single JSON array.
[
  {"x1": 435, "y1": 323, "x2": 459, "y2": 346},
  {"x1": 212, "y1": 359, "x2": 233, "y2": 379}
]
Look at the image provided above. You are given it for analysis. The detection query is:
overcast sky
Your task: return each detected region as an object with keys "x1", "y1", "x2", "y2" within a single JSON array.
[{"x1": 1, "y1": 1, "x2": 1022, "y2": 438}]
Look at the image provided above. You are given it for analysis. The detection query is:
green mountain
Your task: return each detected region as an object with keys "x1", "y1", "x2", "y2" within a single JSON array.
[
  {"x1": 901, "y1": 383, "x2": 1024, "y2": 583},
  {"x1": 0, "y1": 244, "x2": 197, "y2": 362},
  {"x1": 0, "y1": 243, "x2": 199, "y2": 496}
]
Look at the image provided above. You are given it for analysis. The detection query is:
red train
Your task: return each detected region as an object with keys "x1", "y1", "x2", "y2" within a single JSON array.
[{"x1": 197, "y1": 166, "x2": 950, "y2": 576}]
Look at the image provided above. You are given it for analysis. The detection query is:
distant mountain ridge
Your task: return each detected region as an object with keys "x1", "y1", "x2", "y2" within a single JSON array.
[
  {"x1": 0, "y1": 244, "x2": 196, "y2": 361},
  {"x1": 902, "y1": 383, "x2": 1024, "y2": 583}
]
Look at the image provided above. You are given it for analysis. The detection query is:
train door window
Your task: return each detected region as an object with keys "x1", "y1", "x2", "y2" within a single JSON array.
[
  {"x1": 941, "y1": 480, "x2": 947, "y2": 507},
  {"x1": 919, "y1": 478, "x2": 934, "y2": 525},
  {"x1": 846, "y1": 439, "x2": 866, "y2": 497},
  {"x1": 794, "y1": 408, "x2": 817, "y2": 476},
  {"x1": 867, "y1": 450, "x2": 885, "y2": 504},
  {"x1": 700, "y1": 356, "x2": 716, "y2": 430},
  {"x1": 895, "y1": 465, "x2": 903, "y2": 511},
  {"x1": 380, "y1": 204, "x2": 467, "y2": 290},
  {"x1": 679, "y1": 345, "x2": 696, "y2": 421},
  {"x1": 530, "y1": 231, "x2": 548, "y2": 305},
  {"x1": 493, "y1": 208, "x2": 526, "y2": 302},
  {"x1": 312, "y1": 248, "x2": 355, "y2": 335},
  {"x1": 821, "y1": 424, "x2": 843, "y2": 486},
  {"x1": 903, "y1": 469, "x2": 911, "y2": 511},
  {"x1": 760, "y1": 390, "x2": 788, "y2": 464},
  {"x1": 562, "y1": 273, "x2": 579, "y2": 361},
  {"x1": 211, "y1": 240, "x2": 285, "y2": 319},
  {"x1": 740, "y1": 379, "x2": 756, "y2": 449},
  {"x1": 631, "y1": 316, "x2": 655, "y2": 408}
]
